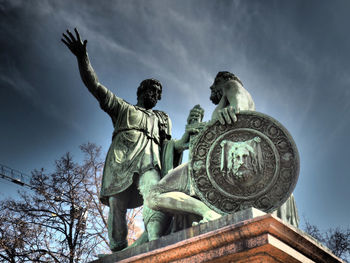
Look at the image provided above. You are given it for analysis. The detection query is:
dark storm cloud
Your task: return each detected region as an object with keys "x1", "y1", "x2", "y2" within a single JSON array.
[{"x1": 1, "y1": 0, "x2": 350, "y2": 230}]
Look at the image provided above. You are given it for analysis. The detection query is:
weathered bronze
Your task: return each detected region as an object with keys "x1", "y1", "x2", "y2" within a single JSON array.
[
  {"x1": 62, "y1": 28, "x2": 192, "y2": 252},
  {"x1": 189, "y1": 111, "x2": 299, "y2": 214},
  {"x1": 146, "y1": 71, "x2": 299, "y2": 227},
  {"x1": 62, "y1": 26, "x2": 300, "y2": 253}
]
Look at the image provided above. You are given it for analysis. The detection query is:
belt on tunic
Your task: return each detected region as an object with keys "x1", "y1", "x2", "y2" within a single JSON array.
[{"x1": 112, "y1": 128, "x2": 161, "y2": 145}]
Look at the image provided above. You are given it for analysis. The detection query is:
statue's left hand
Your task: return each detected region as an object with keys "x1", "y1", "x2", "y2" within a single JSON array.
[
  {"x1": 216, "y1": 106, "x2": 239, "y2": 125},
  {"x1": 61, "y1": 28, "x2": 87, "y2": 59}
]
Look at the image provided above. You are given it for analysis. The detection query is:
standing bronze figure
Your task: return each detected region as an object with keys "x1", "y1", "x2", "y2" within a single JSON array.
[{"x1": 62, "y1": 28, "x2": 190, "y2": 252}]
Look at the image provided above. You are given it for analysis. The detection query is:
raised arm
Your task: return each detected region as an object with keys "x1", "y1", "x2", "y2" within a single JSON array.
[{"x1": 61, "y1": 28, "x2": 108, "y2": 101}]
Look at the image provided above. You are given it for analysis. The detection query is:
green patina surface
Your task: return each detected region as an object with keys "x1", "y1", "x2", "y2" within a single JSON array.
[{"x1": 63, "y1": 28, "x2": 299, "y2": 253}]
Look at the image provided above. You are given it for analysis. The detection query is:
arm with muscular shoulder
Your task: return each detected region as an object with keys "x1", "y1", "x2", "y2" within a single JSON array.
[
  {"x1": 212, "y1": 79, "x2": 255, "y2": 125},
  {"x1": 223, "y1": 79, "x2": 255, "y2": 111}
]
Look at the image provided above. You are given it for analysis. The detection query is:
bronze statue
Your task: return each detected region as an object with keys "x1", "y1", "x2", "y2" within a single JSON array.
[
  {"x1": 62, "y1": 28, "x2": 192, "y2": 251},
  {"x1": 145, "y1": 72, "x2": 254, "y2": 224},
  {"x1": 146, "y1": 71, "x2": 299, "y2": 227},
  {"x1": 62, "y1": 27, "x2": 299, "y2": 252}
]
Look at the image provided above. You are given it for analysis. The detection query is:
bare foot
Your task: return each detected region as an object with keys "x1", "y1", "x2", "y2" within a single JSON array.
[
  {"x1": 192, "y1": 210, "x2": 222, "y2": 226},
  {"x1": 203, "y1": 210, "x2": 222, "y2": 221}
]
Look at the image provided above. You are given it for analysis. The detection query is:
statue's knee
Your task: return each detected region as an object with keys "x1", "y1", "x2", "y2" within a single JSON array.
[{"x1": 144, "y1": 191, "x2": 160, "y2": 211}]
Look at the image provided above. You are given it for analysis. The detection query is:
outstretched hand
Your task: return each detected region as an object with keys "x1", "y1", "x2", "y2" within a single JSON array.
[{"x1": 61, "y1": 28, "x2": 87, "y2": 58}]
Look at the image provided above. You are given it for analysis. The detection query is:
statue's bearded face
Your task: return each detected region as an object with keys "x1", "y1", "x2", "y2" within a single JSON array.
[
  {"x1": 140, "y1": 84, "x2": 162, "y2": 109},
  {"x1": 221, "y1": 137, "x2": 263, "y2": 187},
  {"x1": 232, "y1": 146, "x2": 253, "y2": 176},
  {"x1": 209, "y1": 77, "x2": 224, "y2": 105},
  {"x1": 229, "y1": 144, "x2": 261, "y2": 187}
]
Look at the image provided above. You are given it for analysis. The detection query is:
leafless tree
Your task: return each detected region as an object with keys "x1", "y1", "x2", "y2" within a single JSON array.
[
  {"x1": 0, "y1": 143, "x2": 143, "y2": 263},
  {"x1": 126, "y1": 207, "x2": 143, "y2": 245},
  {"x1": 0, "y1": 207, "x2": 36, "y2": 263},
  {"x1": 304, "y1": 220, "x2": 350, "y2": 262}
]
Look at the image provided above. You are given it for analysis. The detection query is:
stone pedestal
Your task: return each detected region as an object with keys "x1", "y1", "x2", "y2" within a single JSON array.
[{"x1": 90, "y1": 208, "x2": 343, "y2": 263}]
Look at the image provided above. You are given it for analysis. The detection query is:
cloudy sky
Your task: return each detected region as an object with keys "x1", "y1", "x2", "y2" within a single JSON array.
[{"x1": 1, "y1": 0, "x2": 350, "y2": 232}]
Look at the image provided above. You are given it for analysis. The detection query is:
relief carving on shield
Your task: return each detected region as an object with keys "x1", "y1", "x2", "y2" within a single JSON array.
[
  {"x1": 189, "y1": 111, "x2": 299, "y2": 215},
  {"x1": 220, "y1": 136, "x2": 263, "y2": 187}
]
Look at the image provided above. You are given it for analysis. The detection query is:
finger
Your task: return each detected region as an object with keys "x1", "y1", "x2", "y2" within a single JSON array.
[
  {"x1": 74, "y1": 28, "x2": 81, "y2": 42},
  {"x1": 217, "y1": 111, "x2": 225, "y2": 125},
  {"x1": 66, "y1": 29, "x2": 76, "y2": 42},
  {"x1": 83, "y1": 40, "x2": 88, "y2": 48},
  {"x1": 222, "y1": 108, "x2": 232, "y2": 124},
  {"x1": 227, "y1": 106, "x2": 237, "y2": 122},
  {"x1": 61, "y1": 39, "x2": 75, "y2": 54},
  {"x1": 61, "y1": 38, "x2": 70, "y2": 47},
  {"x1": 62, "y1": 33, "x2": 72, "y2": 44}
]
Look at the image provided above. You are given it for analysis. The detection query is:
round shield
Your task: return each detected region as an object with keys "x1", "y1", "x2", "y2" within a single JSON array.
[{"x1": 189, "y1": 111, "x2": 299, "y2": 214}]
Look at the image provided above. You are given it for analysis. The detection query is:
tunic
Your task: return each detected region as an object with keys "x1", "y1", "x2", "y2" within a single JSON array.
[{"x1": 97, "y1": 89, "x2": 177, "y2": 207}]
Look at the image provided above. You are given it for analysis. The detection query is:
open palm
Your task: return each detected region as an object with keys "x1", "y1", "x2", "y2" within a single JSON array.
[{"x1": 61, "y1": 28, "x2": 87, "y2": 58}]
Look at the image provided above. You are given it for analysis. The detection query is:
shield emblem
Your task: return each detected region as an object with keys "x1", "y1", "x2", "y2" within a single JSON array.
[{"x1": 188, "y1": 111, "x2": 299, "y2": 214}]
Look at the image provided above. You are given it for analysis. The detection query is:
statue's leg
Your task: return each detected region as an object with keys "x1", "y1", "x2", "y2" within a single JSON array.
[
  {"x1": 108, "y1": 194, "x2": 129, "y2": 252},
  {"x1": 138, "y1": 169, "x2": 169, "y2": 241},
  {"x1": 144, "y1": 164, "x2": 221, "y2": 224},
  {"x1": 147, "y1": 191, "x2": 221, "y2": 223}
]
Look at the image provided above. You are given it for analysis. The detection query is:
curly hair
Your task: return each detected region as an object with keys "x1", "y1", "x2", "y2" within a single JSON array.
[
  {"x1": 137, "y1": 78, "x2": 162, "y2": 100},
  {"x1": 215, "y1": 71, "x2": 243, "y2": 86}
]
